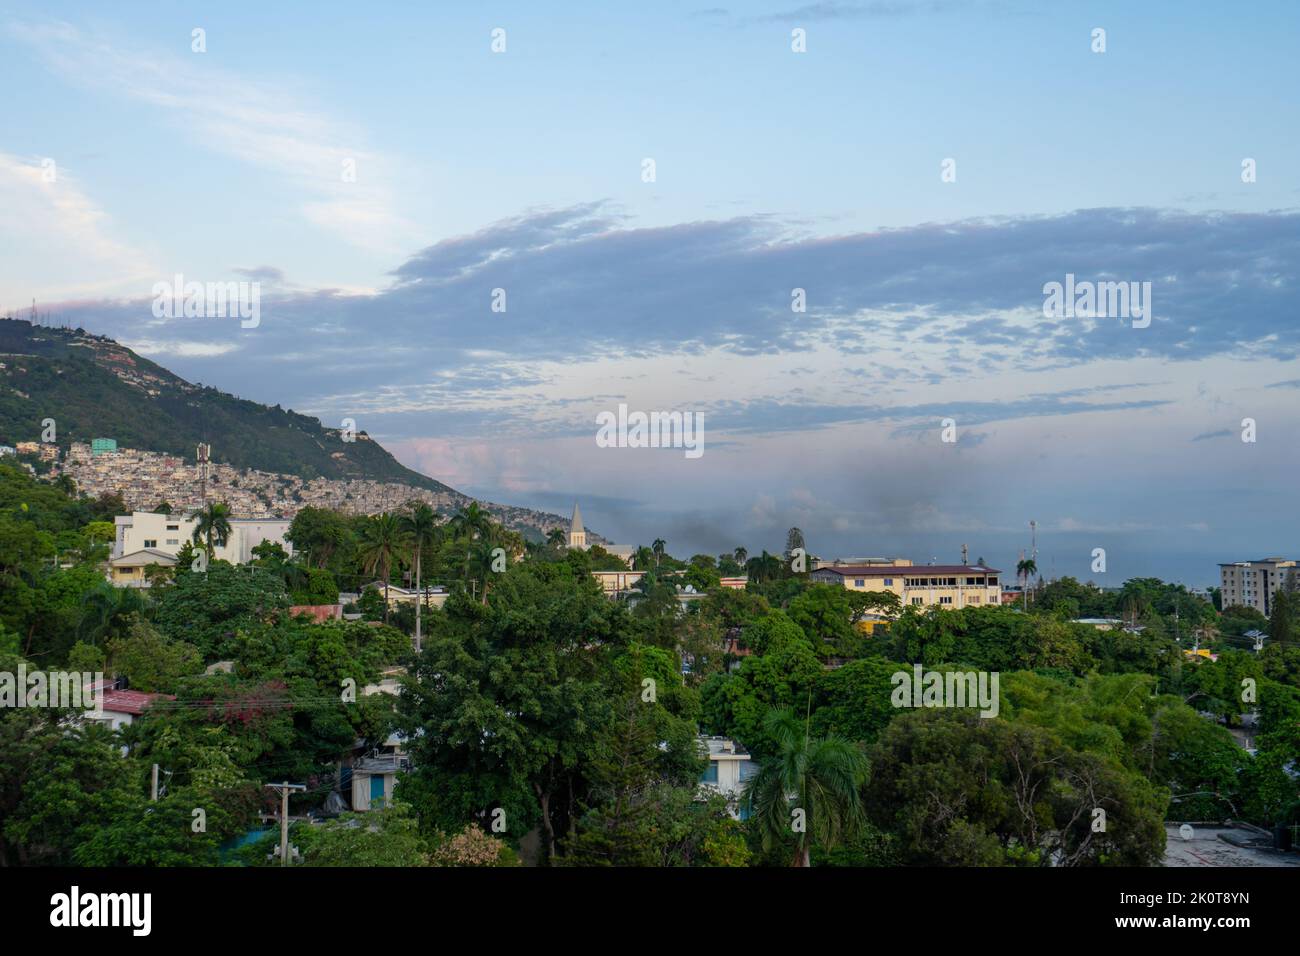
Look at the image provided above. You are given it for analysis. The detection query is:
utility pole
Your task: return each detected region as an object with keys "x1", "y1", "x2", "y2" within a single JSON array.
[
  {"x1": 265, "y1": 782, "x2": 306, "y2": 866},
  {"x1": 196, "y1": 443, "x2": 210, "y2": 508}
]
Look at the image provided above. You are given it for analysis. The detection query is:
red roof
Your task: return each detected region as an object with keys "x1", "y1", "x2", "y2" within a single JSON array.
[
  {"x1": 814, "y1": 564, "x2": 1000, "y2": 577},
  {"x1": 288, "y1": 604, "x2": 343, "y2": 623},
  {"x1": 97, "y1": 689, "x2": 175, "y2": 716}
]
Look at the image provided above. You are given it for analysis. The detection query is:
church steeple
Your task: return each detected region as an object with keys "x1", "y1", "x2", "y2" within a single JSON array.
[{"x1": 568, "y1": 503, "x2": 587, "y2": 549}]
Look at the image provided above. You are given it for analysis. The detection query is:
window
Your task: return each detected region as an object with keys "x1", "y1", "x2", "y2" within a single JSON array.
[
  {"x1": 166, "y1": 524, "x2": 179, "y2": 531},
  {"x1": 970, "y1": 595, "x2": 981, "y2": 603},
  {"x1": 884, "y1": 578, "x2": 893, "y2": 586},
  {"x1": 166, "y1": 538, "x2": 179, "y2": 546},
  {"x1": 939, "y1": 596, "x2": 953, "y2": 605},
  {"x1": 966, "y1": 577, "x2": 977, "y2": 585},
  {"x1": 700, "y1": 763, "x2": 719, "y2": 785},
  {"x1": 911, "y1": 597, "x2": 923, "y2": 606},
  {"x1": 854, "y1": 579, "x2": 865, "y2": 587},
  {"x1": 144, "y1": 539, "x2": 157, "y2": 548}
]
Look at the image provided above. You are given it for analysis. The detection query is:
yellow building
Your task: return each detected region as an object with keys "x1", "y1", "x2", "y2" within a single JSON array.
[
  {"x1": 811, "y1": 560, "x2": 1001, "y2": 611},
  {"x1": 108, "y1": 548, "x2": 177, "y2": 588}
]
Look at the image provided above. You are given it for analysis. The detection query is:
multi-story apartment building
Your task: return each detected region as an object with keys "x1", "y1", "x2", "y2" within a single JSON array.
[
  {"x1": 810, "y1": 559, "x2": 1001, "y2": 610},
  {"x1": 1218, "y1": 558, "x2": 1298, "y2": 616},
  {"x1": 112, "y1": 511, "x2": 292, "y2": 569}
]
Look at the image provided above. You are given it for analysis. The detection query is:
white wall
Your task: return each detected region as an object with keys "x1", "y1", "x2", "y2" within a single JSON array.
[{"x1": 115, "y1": 511, "x2": 292, "y2": 564}]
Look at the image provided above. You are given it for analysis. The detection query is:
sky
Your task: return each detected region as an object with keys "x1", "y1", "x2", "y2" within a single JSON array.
[{"x1": 2, "y1": 0, "x2": 1298, "y2": 586}]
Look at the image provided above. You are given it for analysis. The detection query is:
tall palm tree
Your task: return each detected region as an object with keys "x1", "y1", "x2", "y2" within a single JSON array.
[
  {"x1": 189, "y1": 501, "x2": 233, "y2": 557},
  {"x1": 633, "y1": 545, "x2": 656, "y2": 571},
  {"x1": 403, "y1": 503, "x2": 439, "y2": 651},
  {"x1": 744, "y1": 707, "x2": 868, "y2": 867},
  {"x1": 733, "y1": 546, "x2": 748, "y2": 565},
  {"x1": 464, "y1": 539, "x2": 501, "y2": 605},
  {"x1": 1016, "y1": 558, "x2": 1038, "y2": 607},
  {"x1": 356, "y1": 512, "x2": 411, "y2": 624},
  {"x1": 449, "y1": 501, "x2": 493, "y2": 542},
  {"x1": 546, "y1": 527, "x2": 568, "y2": 550},
  {"x1": 651, "y1": 538, "x2": 666, "y2": 568},
  {"x1": 78, "y1": 582, "x2": 148, "y2": 647}
]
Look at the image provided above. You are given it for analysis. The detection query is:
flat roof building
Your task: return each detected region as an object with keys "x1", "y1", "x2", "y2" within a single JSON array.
[
  {"x1": 1219, "y1": 558, "x2": 1298, "y2": 617},
  {"x1": 811, "y1": 562, "x2": 1001, "y2": 611}
]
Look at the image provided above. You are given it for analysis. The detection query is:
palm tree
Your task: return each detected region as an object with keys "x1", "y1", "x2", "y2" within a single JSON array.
[
  {"x1": 449, "y1": 501, "x2": 493, "y2": 542},
  {"x1": 403, "y1": 503, "x2": 439, "y2": 651},
  {"x1": 1016, "y1": 558, "x2": 1037, "y2": 607},
  {"x1": 78, "y1": 583, "x2": 147, "y2": 647},
  {"x1": 733, "y1": 546, "x2": 748, "y2": 565},
  {"x1": 356, "y1": 513, "x2": 412, "y2": 624},
  {"x1": 633, "y1": 545, "x2": 656, "y2": 571},
  {"x1": 189, "y1": 501, "x2": 233, "y2": 557},
  {"x1": 744, "y1": 707, "x2": 868, "y2": 867},
  {"x1": 745, "y1": 550, "x2": 783, "y2": 583},
  {"x1": 651, "y1": 538, "x2": 666, "y2": 568},
  {"x1": 464, "y1": 539, "x2": 501, "y2": 605},
  {"x1": 546, "y1": 527, "x2": 567, "y2": 550}
]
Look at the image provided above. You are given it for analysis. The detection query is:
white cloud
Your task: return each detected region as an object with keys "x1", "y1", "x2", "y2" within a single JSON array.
[
  {"x1": 11, "y1": 20, "x2": 418, "y2": 256},
  {"x1": 0, "y1": 151, "x2": 157, "y2": 304}
]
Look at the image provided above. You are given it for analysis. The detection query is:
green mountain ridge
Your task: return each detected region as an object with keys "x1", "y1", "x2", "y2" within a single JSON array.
[{"x1": 0, "y1": 319, "x2": 572, "y2": 536}]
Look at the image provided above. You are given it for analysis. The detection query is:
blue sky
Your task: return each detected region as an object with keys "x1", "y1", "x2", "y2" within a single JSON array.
[{"x1": 2, "y1": 1, "x2": 1298, "y2": 585}]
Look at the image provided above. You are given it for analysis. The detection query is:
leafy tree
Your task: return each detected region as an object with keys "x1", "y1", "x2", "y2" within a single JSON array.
[
  {"x1": 811, "y1": 657, "x2": 901, "y2": 744},
  {"x1": 867, "y1": 709, "x2": 1167, "y2": 866},
  {"x1": 1269, "y1": 588, "x2": 1297, "y2": 643},
  {"x1": 397, "y1": 561, "x2": 634, "y2": 862},
  {"x1": 107, "y1": 620, "x2": 203, "y2": 693},
  {"x1": 286, "y1": 506, "x2": 352, "y2": 569},
  {"x1": 430, "y1": 822, "x2": 516, "y2": 866},
  {"x1": 701, "y1": 620, "x2": 822, "y2": 757},
  {"x1": 152, "y1": 561, "x2": 289, "y2": 660},
  {"x1": 295, "y1": 803, "x2": 430, "y2": 867}
]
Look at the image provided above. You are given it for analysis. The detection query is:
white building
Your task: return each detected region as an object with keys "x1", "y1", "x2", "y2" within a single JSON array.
[
  {"x1": 698, "y1": 735, "x2": 756, "y2": 819},
  {"x1": 112, "y1": 511, "x2": 293, "y2": 565},
  {"x1": 567, "y1": 503, "x2": 635, "y2": 566}
]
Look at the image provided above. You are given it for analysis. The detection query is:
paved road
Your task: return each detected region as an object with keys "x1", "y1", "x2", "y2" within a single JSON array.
[{"x1": 1162, "y1": 824, "x2": 1300, "y2": 867}]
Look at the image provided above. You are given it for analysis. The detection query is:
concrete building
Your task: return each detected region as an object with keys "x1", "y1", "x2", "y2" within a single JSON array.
[
  {"x1": 112, "y1": 511, "x2": 293, "y2": 566},
  {"x1": 591, "y1": 569, "x2": 645, "y2": 596},
  {"x1": 82, "y1": 681, "x2": 175, "y2": 733},
  {"x1": 91, "y1": 437, "x2": 118, "y2": 455},
  {"x1": 108, "y1": 548, "x2": 178, "y2": 587},
  {"x1": 810, "y1": 560, "x2": 1001, "y2": 611},
  {"x1": 361, "y1": 582, "x2": 449, "y2": 611},
  {"x1": 697, "y1": 736, "x2": 756, "y2": 819},
  {"x1": 350, "y1": 756, "x2": 400, "y2": 811},
  {"x1": 1219, "y1": 558, "x2": 1298, "y2": 616}
]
